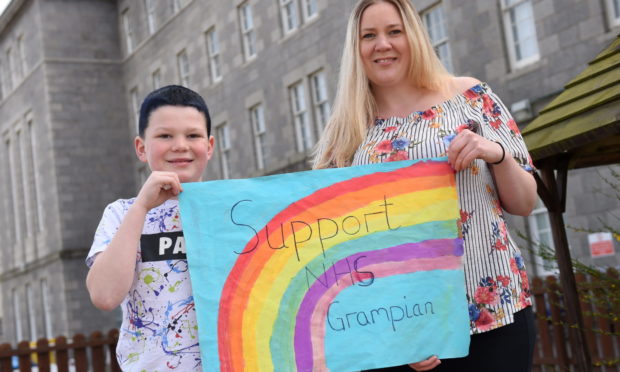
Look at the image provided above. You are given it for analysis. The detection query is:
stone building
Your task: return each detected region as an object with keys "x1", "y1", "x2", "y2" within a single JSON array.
[{"x1": 0, "y1": 0, "x2": 618, "y2": 343}]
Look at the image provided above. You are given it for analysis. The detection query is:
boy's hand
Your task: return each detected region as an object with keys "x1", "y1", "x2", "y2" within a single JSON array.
[{"x1": 134, "y1": 171, "x2": 183, "y2": 212}]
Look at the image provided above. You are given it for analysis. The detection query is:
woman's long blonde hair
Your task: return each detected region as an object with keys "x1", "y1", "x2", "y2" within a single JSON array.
[{"x1": 312, "y1": 0, "x2": 451, "y2": 169}]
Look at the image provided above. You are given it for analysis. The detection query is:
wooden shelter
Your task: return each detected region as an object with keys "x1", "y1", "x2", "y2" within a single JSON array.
[{"x1": 522, "y1": 35, "x2": 620, "y2": 371}]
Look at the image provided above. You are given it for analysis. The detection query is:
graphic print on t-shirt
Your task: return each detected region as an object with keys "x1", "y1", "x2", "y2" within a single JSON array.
[{"x1": 141, "y1": 231, "x2": 187, "y2": 262}]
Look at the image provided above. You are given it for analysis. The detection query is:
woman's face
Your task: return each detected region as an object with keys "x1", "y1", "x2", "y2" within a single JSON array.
[{"x1": 359, "y1": 1, "x2": 411, "y2": 89}]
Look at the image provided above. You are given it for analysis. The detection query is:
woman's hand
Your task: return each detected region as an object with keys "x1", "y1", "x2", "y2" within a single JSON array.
[
  {"x1": 409, "y1": 355, "x2": 441, "y2": 371},
  {"x1": 447, "y1": 129, "x2": 503, "y2": 171},
  {"x1": 446, "y1": 129, "x2": 536, "y2": 216}
]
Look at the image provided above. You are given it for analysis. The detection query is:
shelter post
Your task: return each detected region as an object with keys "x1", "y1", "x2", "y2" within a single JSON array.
[{"x1": 536, "y1": 158, "x2": 592, "y2": 372}]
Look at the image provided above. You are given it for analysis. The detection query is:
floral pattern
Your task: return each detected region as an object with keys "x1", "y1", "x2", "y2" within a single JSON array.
[{"x1": 352, "y1": 83, "x2": 535, "y2": 334}]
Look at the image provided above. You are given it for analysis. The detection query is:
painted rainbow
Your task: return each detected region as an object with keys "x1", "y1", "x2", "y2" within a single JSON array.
[{"x1": 180, "y1": 159, "x2": 470, "y2": 372}]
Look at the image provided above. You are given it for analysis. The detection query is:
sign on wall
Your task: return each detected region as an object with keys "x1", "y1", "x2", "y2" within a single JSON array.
[
  {"x1": 179, "y1": 159, "x2": 470, "y2": 372},
  {"x1": 589, "y1": 232, "x2": 615, "y2": 258}
]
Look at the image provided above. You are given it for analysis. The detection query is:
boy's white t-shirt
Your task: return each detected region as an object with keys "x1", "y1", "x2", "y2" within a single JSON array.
[{"x1": 87, "y1": 198, "x2": 202, "y2": 372}]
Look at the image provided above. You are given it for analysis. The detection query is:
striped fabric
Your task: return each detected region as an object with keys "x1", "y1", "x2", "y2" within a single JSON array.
[{"x1": 351, "y1": 83, "x2": 534, "y2": 334}]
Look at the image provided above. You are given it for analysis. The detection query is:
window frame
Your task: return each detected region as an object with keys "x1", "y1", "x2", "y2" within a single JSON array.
[
  {"x1": 41, "y1": 279, "x2": 53, "y2": 339},
  {"x1": 250, "y1": 104, "x2": 267, "y2": 170},
  {"x1": 172, "y1": 0, "x2": 181, "y2": 13},
  {"x1": 422, "y1": 3, "x2": 454, "y2": 73},
  {"x1": 145, "y1": 0, "x2": 156, "y2": 34},
  {"x1": 3, "y1": 134, "x2": 16, "y2": 247},
  {"x1": 501, "y1": 0, "x2": 540, "y2": 70},
  {"x1": 217, "y1": 124, "x2": 231, "y2": 179},
  {"x1": 300, "y1": 0, "x2": 318, "y2": 22},
  {"x1": 17, "y1": 34, "x2": 26, "y2": 79},
  {"x1": 309, "y1": 70, "x2": 330, "y2": 132},
  {"x1": 25, "y1": 115, "x2": 42, "y2": 234},
  {"x1": 121, "y1": 8, "x2": 133, "y2": 54},
  {"x1": 205, "y1": 27, "x2": 222, "y2": 83},
  {"x1": 0, "y1": 61, "x2": 4, "y2": 100},
  {"x1": 239, "y1": 2, "x2": 257, "y2": 61},
  {"x1": 130, "y1": 87, "x2": 140, "y2": 133},
  {"x1": 13, "y1": 288, "x2": 23, "y2": 342},
  {"x1": 280, "y1": 0, "x2": 299, "y2": 34},
  {"x1": 177, "y1": 49, "x2": 190, "y2": 87},
  {"x1": 607, "y1": 0, "x2": 620, "y2": 27},
  {"x1": 152, "y1": 69, "x2": 161, "y2": 89},
  {"x1": 527, "y1": 200, "x2": 557, "y2": 276},
  {"x1": 289, "y1": 81, "x2": 313, "y2": 152},
  {"x1": 5, "y1": 47, "x2": 14, "y2": 91},
  {"x1": 26, "y1": 284, "x2": 37, "y2": 340}
]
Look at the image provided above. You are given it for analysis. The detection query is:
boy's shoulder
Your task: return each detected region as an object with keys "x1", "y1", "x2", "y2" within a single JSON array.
[{"x1": 100, "y1": 197, "x2": 137, "y2": 217}]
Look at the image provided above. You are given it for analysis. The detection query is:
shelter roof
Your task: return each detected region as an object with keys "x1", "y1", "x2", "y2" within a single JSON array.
[{"x1": 522, "y1": 35, "x2": 620, "y2": 169}]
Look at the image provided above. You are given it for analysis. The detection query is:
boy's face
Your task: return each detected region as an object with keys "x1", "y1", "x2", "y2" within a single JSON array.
[{"x1": 135, "y1": 105, "x2": 215, "y2": 183}]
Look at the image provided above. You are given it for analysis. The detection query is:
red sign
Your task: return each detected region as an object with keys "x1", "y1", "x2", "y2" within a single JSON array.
[{"x1": 589, "y1": 233, "x2": 615, "y2": 258}]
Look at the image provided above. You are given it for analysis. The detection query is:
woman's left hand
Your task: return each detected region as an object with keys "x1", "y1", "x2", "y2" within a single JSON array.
[{"x1": 447, "y1": 129, "x2": 503, "y2": 171}]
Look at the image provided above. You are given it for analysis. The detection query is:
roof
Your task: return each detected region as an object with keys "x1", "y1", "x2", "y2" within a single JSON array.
[
  {"x1": 0, "y1": 0, "x2": 25, "y2": 37},
  {"x1": 522, "y1": 35, "x2": 620, "y2": 169}
]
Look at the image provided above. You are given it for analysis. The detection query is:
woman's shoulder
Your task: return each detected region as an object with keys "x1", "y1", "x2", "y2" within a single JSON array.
[{"x1": 450, "y1": 76, "x2": 483, "y2": 94}]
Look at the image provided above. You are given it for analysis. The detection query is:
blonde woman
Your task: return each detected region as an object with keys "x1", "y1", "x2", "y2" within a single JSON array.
[{"x1": 313, "y1": 1, "x2": 537, "y2": 371}]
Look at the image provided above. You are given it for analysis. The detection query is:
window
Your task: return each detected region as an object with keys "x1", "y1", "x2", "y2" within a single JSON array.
[
  {"x1": 20, "y1": 122, "x2": 34, "y2": 244},
  {"x1": 121, "y1": 8, "x2": 133, "y2": 54},
  {"x1": 423, "y1": 4, "x2": 453, "y2": 73},
  {"x1": 3, "y1": 136, "x2": 15, "y2": 246},
  {"x1": 130, "y1": 87, "x2": 140, "y2": 132},
  {"x1": 11, "y1": 129, "x2": 25, "y2": 248},
  {"x1": 528, "y1": 199, "x2": 557, "y2": 276},
  {"x1": 205, "y1": 28, "x2": 222, "y2": 83},
  {"x1": 138, "y1": 164, "x2": 149, "y2": 187},
  {"x1": 280, "y1": 0, "x2": 299, "y2": 34},
  {"x1": 310, "y1": 70, "x2": 330, "y2": 132},
  {"x1": 172, "y1": 0, "x2": 181, "y2": 13},
  {"x1": 0, "y1": 61, "x2": 4, "y2": 100},
  {"x1": 41, "y1": 280, "x2": 53, "y2": 339},
  {"x1": 6, "y1": 48, "x2": 14, "y2": 91},
  {"x1": 17, "y1": 35, "x2": 26, "y2": 79},
  {"x1": 9, "y1": 45, "x2": 22, "y2": 83},
  {"x1": 239, "y1": 2, "x2": 257, "y2": 60},
  {"x1": 217, "y1": 124, "x2": 231, "y2": 179},
  {"x1": 145, "y1": 0, "x2": 156, "y2": 34},
  {"x1": 289, "y1": 81, "x2": 313, "y2": 151},
  {"x1": 25, "y1": 116, "x2": 42, "y2": 235},
  {"x1": 607, "y1": 0, "x2": 620, "y2": 27},
  {"x1": 26, "y1": 284, "x2": 36, "y2": 340},
  {"x1": 177, "y1": 49, "x2": 190, "y2": 86},
  {"x1": 501, "y1": 0, "x2": 540, "y2": 69},
  {"x1": 301, "y1": 0, "x2": 318, "y2": 22},
  {"x1": 250, "y1": 104, "x2": 267, "y2": 170},
  {"x1": 152, "y1": 69, "x2": 161, "y2": 89},
  {"x1": 13, "y1": 289, "x2": 22, "y2": 341}
]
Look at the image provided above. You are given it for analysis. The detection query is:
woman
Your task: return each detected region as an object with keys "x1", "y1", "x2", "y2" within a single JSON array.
[{"x1": 313, "y1": 1, "x2": 537, "y2": 371}]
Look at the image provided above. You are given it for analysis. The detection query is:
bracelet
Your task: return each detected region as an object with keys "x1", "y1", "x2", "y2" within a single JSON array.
[{"x1": 489, "y1": 141, "x2": 505, "y2": 165}]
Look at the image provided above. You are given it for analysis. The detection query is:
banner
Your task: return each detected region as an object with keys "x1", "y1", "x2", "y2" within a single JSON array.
[{"x1": 179, "y1": 158, "x2": 470, "y2": 372}]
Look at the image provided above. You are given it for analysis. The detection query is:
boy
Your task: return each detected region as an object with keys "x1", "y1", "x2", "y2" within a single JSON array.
[{"x1": 86, "y1": 85, "x2": 215, "y2": 371}]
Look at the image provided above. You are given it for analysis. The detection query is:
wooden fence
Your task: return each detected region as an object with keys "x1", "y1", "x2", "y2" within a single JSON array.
[
  {"x1": 1, "y1": 270, "x2": 618, "y2": 371},
  {"x1": 532, "y1": 269, "x2": 620, "y2": 371},
  {"x1": 0, "y1": 329, "x2": 120, "y2": 372}
]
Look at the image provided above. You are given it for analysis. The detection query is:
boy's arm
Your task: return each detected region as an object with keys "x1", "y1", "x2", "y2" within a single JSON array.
[{"x1": 86, "y1": 171, "x2": 183, "y2": 311}]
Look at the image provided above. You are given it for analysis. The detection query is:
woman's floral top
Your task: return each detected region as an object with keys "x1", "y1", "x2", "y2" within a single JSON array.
[{"x1": 351, "y1": 83, "x2": 534, "y2": 334}]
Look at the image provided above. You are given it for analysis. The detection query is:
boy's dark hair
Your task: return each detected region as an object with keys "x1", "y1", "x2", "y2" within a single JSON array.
[{"x1": 138, "y1": 85, "x2": 211, "y2": 137}]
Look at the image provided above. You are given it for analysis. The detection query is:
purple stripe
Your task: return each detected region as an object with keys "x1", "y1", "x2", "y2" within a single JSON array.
[{"x1": 293, "y1": 238, "x2": 462, "y2": 371}]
